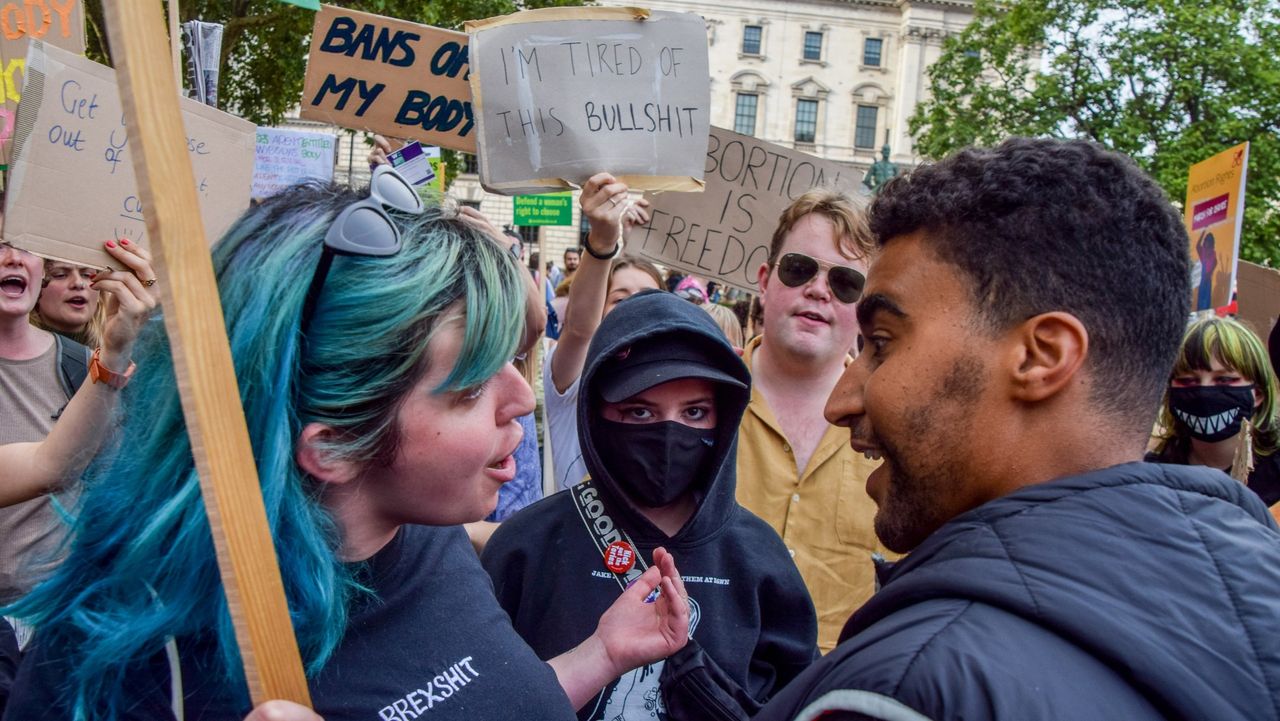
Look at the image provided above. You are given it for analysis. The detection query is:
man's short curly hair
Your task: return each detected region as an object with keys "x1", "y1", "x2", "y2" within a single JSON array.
[
  {"x1": 869, "y1": 137, "x2": 1190, "y2": 427},
  {"x1": 767, "y1": 188, "x2": 874, "y2": 267}
]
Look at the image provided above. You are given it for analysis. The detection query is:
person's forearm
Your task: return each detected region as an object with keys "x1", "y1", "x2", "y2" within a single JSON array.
[
  {"x1": 548, "y1": 633, "x2": 621, "y2": 710},
  {"x1": 550, "y1": 242, "x2": 612, "y2": 393},
  {"x1": 0, "y1": 380, "x2": 121, "y2": 507}
]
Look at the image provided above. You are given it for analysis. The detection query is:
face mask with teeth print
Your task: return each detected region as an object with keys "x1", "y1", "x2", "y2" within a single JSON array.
[{"x1": 1169, "y1": 384, "x2": 1256, "y2": 443}]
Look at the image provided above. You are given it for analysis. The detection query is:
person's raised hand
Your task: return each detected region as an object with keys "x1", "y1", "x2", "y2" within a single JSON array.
[
  {"x1": 243, "y1": 700, "x2": 324, "y2": 721},
  {"x1": 622, "y1": 197, "x2": 651, "y2": 238},
  {"x1": 91, "y1": 239, "x2": 159, "y2": 371},
  {"x1": 592, "y1": 546, "x2": 689, "y2": 676},
  {"x1": 456, "y1": 205, "x2": 508, "y2": 246},
  {"x1": 368, "y1": 134, "x2": 395, "y2": 169},
  {"x1": 579, "y1": 173, "x2": 632, "y2": 257}
]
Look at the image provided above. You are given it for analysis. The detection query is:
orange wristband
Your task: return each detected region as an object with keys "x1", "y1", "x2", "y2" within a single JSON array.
[{"x1": 89, "y1": 348, "x2": 136, "y2": 390}]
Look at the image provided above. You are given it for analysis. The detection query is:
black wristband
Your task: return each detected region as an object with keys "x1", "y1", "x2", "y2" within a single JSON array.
[{"x1": 585, "y1": 241, "x2": 620, "y2": 261}]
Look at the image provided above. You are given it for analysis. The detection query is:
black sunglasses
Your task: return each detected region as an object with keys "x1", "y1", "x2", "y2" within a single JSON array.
[
  {"x1": 299, "y1": 165, "x2": 425, "y2": 338},
  {"x1": 774, "y1": 252, "x2": 865, "y2": 304}
]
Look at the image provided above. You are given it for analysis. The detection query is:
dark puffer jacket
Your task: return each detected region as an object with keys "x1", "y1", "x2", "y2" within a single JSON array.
[{"x1": 756, "y1": 462, "x2": 1280, "y2": 721}]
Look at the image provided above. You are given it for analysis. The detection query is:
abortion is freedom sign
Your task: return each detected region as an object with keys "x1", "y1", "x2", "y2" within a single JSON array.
[
  {"x1": 467, "y1": 7, "x2": 709, "y2": 195},
  {"x1": 633, "y1": 127, "x2": 861, "y2": 294},
  {"x1": 3, "y1": 41, "x2": 254, "y2": 269},
  {"x1": 301, "y1": 5, "x2": 476, "y2": 153}
]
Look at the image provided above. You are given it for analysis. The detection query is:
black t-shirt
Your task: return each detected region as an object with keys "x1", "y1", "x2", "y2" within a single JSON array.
[{"x1": 5, "y1": 525, "x2": 577, "y2": 721}]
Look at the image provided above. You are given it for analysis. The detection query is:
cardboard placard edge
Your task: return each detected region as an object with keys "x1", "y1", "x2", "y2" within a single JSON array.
[{"x1": 464, "y1": 6, "x2": 650, "y2": 33}]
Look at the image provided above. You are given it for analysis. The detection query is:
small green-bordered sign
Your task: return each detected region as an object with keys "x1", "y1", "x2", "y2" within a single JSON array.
[{"x1": 513, "y1": 192, "x2": 573, "y2": 226}]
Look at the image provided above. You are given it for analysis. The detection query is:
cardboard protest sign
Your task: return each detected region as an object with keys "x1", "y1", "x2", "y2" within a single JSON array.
[
  {"x1": 0, "y1": 0, "x2": 83, "y2": 172},
  {"x1": 301, "y1": 5, "x2": 476, "y2": 153},
  {"x1": 252, "y1": 126, "x2": 336, "y2": 199},
  {"x1": 466, "y1": 7, "x2": 710, "y2": 195},
  {"x1": 1237, "y1": 261, "x2": 1280, "y2": 340},
  {"x1": 1185, "y1": 142, "x2": 1249, "y2": 311},
  {"x1": 3, "y1": 41, "x2": 255, "y2": 270},
  {"x1": 632, "y1": 127, "x2": 860, "y2": 294}
]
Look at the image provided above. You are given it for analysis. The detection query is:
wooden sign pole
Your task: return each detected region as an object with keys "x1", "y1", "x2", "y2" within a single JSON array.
[
  {"x1": 102, "y1": 0, "x2": 311, "y2": 708},
  {"x1": 168, "y1": 0, "x2": 181, "y2": 93}
]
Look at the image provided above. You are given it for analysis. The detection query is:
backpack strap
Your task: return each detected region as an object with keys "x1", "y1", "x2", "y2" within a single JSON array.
[
  {"x1": 50, "y1": 334, "x2": 91, "y2": 420},
  {"x1": 54, "y1": 334, "x2": 91, "y2": 400}
]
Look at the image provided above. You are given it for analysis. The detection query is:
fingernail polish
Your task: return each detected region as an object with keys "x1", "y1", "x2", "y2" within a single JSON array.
[
  {"x1": 120, "y1": 239, "x2": 130, "y2": 246},
  {"x1": 105, "y1": 241, "x2": 116, "y2": 249}
]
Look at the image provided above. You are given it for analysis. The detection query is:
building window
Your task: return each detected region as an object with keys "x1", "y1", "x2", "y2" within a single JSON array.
[
  {"x1": 460, "y1": 152, "x2": 479, "y2": 174},
  {"x1": 794, "y1": 98, "x2": 818, "y2": 144},
  {"x1": 855, "y1": 105, "x2": 878, "y2": 149},
  {"x1": 518, "y1": 225, "x2": 538, "y2": 245},
  {"x1": 734, "y1": 93, "x2": 758, "y2": 136},
  {"x1": 742, "y1": 25, "x2": 762, "y2": 55},
  {"x1": 803, "y1": 31, "x2": 822, "y2": 61},
  {"x1": 863, "y1": 37, "x2": 883, "y2": 67}
]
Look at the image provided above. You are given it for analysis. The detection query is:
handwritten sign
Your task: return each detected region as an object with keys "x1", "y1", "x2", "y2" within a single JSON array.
[
  {"x1": 0, "y1": 0, "x2": 83, "y2": 172},
  {"x1": 3, "y1": 41, "x2": 255, "y2": 269},
  {"x1": 633, "y1": 127, "x2": 859, "y2": 294},
  {"x1": 300, "y1": 5, "x2": 475, "y2": 153},
  {"x1": 252, "y1": 127, "x2": 335, "y2": 199},
  {"x1": 466, "y1": 7, "x2": 709, "y2": 195}
]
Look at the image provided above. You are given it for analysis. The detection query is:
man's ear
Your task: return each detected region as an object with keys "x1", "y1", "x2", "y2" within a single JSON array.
[
  {"x1": 1007, "y1": 312, "x2": 1089, "y2": 402},
  {"x1": 757, "y1": 260, "x2": 772, "y2": 293},
  {"x1": 296, "y1": 422, "x2": 360, "y2": 485}
]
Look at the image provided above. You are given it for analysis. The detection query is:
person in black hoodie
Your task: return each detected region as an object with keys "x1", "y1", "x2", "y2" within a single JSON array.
[{"x1": 482, "y1": 289, "x2": 818, "y2": 721}]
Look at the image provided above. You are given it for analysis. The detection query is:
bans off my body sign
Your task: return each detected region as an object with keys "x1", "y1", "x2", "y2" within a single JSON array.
[{"x1": 301, "y1": 5, "x2": 476, "y2": 153}]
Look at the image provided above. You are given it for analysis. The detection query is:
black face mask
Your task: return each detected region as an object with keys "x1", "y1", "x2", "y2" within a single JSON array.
[
  {"x1": 594, "y1": 419, "x2": 717, "y2": 507},
  {"x1": 1169, "y1": 385, "x2": 1256, "y2": 443}
]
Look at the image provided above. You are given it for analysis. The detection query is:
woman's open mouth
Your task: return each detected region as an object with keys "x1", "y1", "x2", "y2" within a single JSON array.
[{"x1": 0, "y1": 274, "x2": 28, "y2": 298}]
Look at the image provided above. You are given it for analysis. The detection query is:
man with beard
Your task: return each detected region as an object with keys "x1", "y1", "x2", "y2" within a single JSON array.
[
  {"x1": 564, "y1": 246, "x2": 582, "y2": 280},
  {"x1": 755, "y1": 138, "x2": 1280, "y2": 720},
  {"x1": 735, "y1": 189, "x2": 888, "y2": 653}
]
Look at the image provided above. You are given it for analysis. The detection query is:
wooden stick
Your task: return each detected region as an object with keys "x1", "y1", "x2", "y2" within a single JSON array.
[
  {"x1": 536, "y1": 224, "x2": 554, "y2": 494},
  {"x1": 168, "y1": 0, "x2": 181, "y2": 93},
  {"x1": 102, "y1": 0, "x2": 311, "y2": 708}
]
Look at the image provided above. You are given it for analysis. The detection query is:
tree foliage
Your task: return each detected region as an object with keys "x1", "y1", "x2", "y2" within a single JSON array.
[{"x1": 910, "y1": 0, "x2": 1280, "y2": 265}]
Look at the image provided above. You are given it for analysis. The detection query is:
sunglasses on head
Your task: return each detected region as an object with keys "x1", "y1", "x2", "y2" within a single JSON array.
[
  {"x1": 774, "y1": 252, "x2": 865, "y2": 304},
  {"x1": 299, "y1": 165, "x2": 425, "y2": 338}
]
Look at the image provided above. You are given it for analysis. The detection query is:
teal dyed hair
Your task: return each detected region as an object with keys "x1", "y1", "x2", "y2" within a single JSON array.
[{"x1": 7, "y1": 182, "x2": 527, "y2": 719}]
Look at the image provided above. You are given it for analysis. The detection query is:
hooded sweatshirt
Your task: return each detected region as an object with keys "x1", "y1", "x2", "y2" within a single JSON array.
[
  {"x1": 755, "y1": 462, "x2": 1280, "y2": 721},
  {"x1": 482, "y1": 290, "x2": 818, "y2": 721}
]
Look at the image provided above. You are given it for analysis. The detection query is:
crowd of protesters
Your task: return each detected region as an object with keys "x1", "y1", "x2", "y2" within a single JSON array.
[{"x1": 0, "y1": 131, "x2": 1277, "y2": 721}]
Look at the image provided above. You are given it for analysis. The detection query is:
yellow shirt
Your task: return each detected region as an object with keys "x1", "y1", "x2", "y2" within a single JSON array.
[{"x1": 736, "y1": 335, "x2": 887, "y2": 653}]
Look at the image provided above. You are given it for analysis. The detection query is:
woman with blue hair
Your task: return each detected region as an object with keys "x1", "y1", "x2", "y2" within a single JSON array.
[{"x1": 3, "y1": 173, "x2": 689, "y2": 721}]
